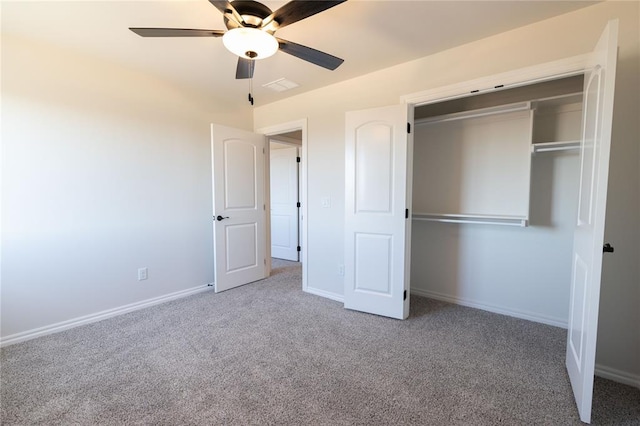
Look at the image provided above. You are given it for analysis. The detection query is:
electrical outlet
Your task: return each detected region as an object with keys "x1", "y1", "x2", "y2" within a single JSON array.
[
  {"x1": 138, "y1": 267, "x2": 148, "y2": 281},
  {"x1": 321, "y1": 196, "x2": 331, "y2": 208},
  {"x1": 338, "y1": 264, "x2": 345, "y2": 276}
]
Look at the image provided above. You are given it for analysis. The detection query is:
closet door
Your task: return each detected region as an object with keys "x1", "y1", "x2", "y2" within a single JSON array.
[
  {"x1": 566, "y1": 20, "x2": 618, "y2": 424},
  {"x1": 344, "y1": 105, "x2": 413, "y2": 319}
]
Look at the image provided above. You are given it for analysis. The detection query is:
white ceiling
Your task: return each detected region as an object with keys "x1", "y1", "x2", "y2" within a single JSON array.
[{"x1": 2, "y1": 1, "x2": 597, "y2": 109}]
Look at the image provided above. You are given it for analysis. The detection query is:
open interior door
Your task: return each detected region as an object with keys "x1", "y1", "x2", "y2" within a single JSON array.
[
  {"x1": 344, "y1": 104, "x2": 413, "y2": 319},
  {"x1": 566, "y1": 20, "x2": 618, "y2": 423},
  {"x1": 211, "y1": 124, "x2": 267, "y2": 292},
  {"x1": 270, "y1": 146, "x2": 300, "y2": 261}
]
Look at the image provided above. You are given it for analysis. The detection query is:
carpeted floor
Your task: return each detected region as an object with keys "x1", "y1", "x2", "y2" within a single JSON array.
[{"x1": 1, "y1": 259, "x2": 639, "y2": 425}]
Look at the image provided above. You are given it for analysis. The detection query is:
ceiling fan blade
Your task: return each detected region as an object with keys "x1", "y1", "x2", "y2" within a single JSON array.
[
  {"x1": 208, "y1": 0, "x2": 245, "y2": 26},
  {"x1": 277, "y1": 38, "x2": 344, "y2": 71},
  {"x1": 236, "y1": 57, "x2": 255, "y2": 79},
  {"x1": 129, "y1": 28, "x2": 225, "y2": 37},
  {"x1": 263, "y1": 1, "x2": 346, "y2": 30}
]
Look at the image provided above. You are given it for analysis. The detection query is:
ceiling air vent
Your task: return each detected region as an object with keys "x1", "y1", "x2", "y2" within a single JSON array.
[{"x1": 263, "y1": 78, "x2": 299, "y2": 92}]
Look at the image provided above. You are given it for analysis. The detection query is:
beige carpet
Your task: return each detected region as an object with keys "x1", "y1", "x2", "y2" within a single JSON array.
[{"x1": 2, "y1": 259, "x2": 639, "y2": 425}]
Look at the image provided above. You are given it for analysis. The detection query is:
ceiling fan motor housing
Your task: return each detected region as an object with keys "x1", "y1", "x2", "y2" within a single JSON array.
[{"x1": 224, "y1": 0, "x2": 274, "y2": 30}]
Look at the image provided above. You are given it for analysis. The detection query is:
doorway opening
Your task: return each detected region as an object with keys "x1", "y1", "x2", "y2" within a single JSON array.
[
  {"x1": 257, "y1": 119, "x2": 308, "y2": 292},
  {"x1": 269, "y1": 133, "x2": 302, "y2": 262}
]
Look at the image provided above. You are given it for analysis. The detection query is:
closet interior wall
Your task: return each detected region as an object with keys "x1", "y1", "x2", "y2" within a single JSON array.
[{"x1": 410, "y1": 75, "x2": 585, "y2": 327}]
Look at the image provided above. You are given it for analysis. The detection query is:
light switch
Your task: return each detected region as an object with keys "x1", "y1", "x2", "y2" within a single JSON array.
[{"x1": 138, "y1": 267, "x2": 148, "y2": 281}]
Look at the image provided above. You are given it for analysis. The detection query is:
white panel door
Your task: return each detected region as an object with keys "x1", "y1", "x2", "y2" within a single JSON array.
[
  {"x1": 211, "y1": 124, "x2": 266, "y2": 292},
  {"x1": 270, "y1": 146, "x2": 299, "y2": 261},
  {"x1": 344, "y1": 104, "x2": 413, "y2": 319},
  {"x1": 566, "y1": 20, "x2": 618, "y2": 424}
]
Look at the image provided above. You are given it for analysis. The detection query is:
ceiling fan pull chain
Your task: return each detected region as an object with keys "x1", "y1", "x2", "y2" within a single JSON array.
[{"x1": 248, "y1": 77, "x2": 254, "y2": 106}]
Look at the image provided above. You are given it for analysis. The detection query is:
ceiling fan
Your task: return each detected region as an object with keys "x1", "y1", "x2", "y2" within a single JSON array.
[{"x1": 130, "y1": 0, "x2": 346, "y2": 81}]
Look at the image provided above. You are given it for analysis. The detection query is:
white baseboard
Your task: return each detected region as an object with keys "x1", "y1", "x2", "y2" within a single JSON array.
[
  {"x1": 410, "y1": 288, "x2": 568, "y2": 329},
  {"x1": 0, "y1": 285, "x2": 213, "y2": 348},
  {"x1": 595, "y1": 364, "x2": 640, "y2": 389},
  {"x1": 305, "y1": 287, "x2": 344, "y2": 303}
]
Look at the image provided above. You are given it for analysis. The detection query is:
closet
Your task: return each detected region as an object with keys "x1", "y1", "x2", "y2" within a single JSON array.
[
  {"x1": 410, "y1": 75, "x2": 585, "y2": 326},
  {"x1": 344, "y1": 21, "x2": 617, "y2": 423}
]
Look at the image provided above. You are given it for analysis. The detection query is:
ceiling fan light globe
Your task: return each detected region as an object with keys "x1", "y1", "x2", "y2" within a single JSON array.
[{"x1": 222, "y1": 27, "x2": 278, "y2": 60}]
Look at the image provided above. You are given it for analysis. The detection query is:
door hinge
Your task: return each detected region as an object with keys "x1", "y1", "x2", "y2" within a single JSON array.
[
  {"x1": 296, "y1": 156, "x2": 301, "y2": 163},
  {"x1": 405, "y1": 208, "x2": 409, "y2": 219},
  {"x1": 407, "y1": 122, "x2": 411, "y2": 134},
  {"x1": 297, "y1": 246, "x2": 301, "y2": 252},
  {"x1": 403, "y1": 290, "x2": 407, "y2": 300},
  {"x1": 297, "y1": 202, "x2": 301, "y2": 208}
]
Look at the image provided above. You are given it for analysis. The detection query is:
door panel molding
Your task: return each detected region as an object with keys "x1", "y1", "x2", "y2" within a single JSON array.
[
  {"x1": 211, "y1": 124, "x2": 266, "y2": 293},
  {"x1": 566, "y1": 20, "x2": 618, "y2": 423},
  {"x1": 344, "y1": 105, "x2": 410, "y2": 320}
]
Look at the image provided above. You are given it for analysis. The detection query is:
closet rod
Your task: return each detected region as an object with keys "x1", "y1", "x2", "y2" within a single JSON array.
[
  {"x1": 415, "y1": 101, "x2": 531, "y2": 126},
  {"x1": 412, "y1": 213, "x2": 528, "y2": 227},
  {"x1": 531, "y1": 140, "x2": 581, "y2": 153}
]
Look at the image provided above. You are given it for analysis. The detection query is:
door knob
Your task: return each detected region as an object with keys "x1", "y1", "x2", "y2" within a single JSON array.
[
  {"x1": 603, "y1": 243, "x2": 614, "y2": 253},
  {"x1": 216, "y1": 215, "x2": 229, "y2": 221}
]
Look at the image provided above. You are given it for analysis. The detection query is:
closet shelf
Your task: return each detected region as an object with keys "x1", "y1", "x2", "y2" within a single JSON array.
[
  {"x1": 531, "y1": 140, "x2": 581, "y2": 154},
  {"x1": 532, "y1": 92, "x2": 583, "y2": 109},
  {"x1": 412, "y1": 213, "x2": 528, "y2": 227},
  {"x1": 415, "y1": 101, "x2": 531, "y2": 126}
]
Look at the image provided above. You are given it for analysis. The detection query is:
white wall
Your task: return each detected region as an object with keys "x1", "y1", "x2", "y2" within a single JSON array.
[
  {"x1": 1, "y1": 34, "x2": 252, "y2": 340},
  {"x1": 411, "y1": 150, "x2": 579, "y2": 326},
  {"x1": 410, "y1": 103, "x2": 579, "y2": 327},
  {"x1": 253, "y1": 2, "x2": 639, "y2": 383}
]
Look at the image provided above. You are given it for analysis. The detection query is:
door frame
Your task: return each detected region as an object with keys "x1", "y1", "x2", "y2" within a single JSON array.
[
  {"x1": 400, "y1": 52, "x2": 590, "y2": 292},
  {"x1": 256, "y1": 119, "x2": 308, "y2": 290},
  {"x1": 401, "y1": 55, "x2": 588, "y2": 109}
]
